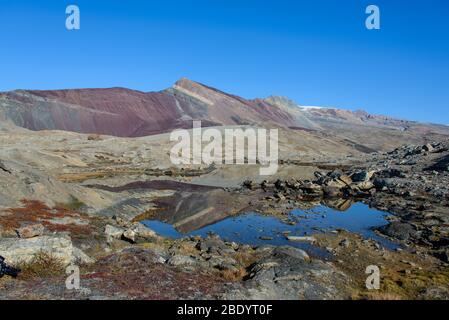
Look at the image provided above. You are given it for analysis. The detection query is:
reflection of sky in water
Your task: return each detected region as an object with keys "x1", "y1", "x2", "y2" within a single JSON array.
[{"x1": 143, "y1": 203, "x2": 398, "y2": 258}]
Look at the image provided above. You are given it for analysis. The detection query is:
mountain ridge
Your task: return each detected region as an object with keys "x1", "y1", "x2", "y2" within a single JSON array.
[{"x1": 1, "y1": 78, "x2": 449, "y2": 152}]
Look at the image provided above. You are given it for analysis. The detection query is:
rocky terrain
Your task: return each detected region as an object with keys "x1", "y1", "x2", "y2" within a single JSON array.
[{"x1": 1, "y1": 79, "x2": 449, "y2": 300}]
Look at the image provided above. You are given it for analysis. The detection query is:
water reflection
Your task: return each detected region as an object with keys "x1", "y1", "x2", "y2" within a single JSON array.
[{"x1": 143, "y1": 202, "x2": 399, "y2": 253}]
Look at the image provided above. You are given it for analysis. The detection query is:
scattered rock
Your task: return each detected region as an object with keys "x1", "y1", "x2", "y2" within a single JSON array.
[{"x1": 286, "y1": 236, "x2": 316, "y2": 242}]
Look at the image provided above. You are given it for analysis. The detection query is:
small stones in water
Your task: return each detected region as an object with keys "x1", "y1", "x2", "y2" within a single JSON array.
[
  {"x1": 286, "y1": 235, "x2": 316, "y2": 242},
  {"x1": 259, "y1": 236, "x2": 273, "y2": 241}
]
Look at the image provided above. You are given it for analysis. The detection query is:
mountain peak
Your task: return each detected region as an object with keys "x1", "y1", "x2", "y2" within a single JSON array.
[
  {"x1": 264, "y1": 95, "x2": 301, "y2": 110},
  {"x1": 174, "y1": 77, "x2": 202, "y2": 89}
]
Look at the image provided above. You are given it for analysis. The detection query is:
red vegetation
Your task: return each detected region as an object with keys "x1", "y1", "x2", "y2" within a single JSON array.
[{"x1": 0, "y1": 200, "x2": 92, "y2": 235}]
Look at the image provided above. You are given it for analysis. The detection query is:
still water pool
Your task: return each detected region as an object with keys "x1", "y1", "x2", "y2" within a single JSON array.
[{"x1": 142, "y1": 202, "x2": 398, "y2": 257}]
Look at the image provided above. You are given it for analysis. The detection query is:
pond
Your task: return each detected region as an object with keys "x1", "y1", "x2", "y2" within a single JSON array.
[{"x1": 142, "y1": 202, "x2": 399, "y2": 258}]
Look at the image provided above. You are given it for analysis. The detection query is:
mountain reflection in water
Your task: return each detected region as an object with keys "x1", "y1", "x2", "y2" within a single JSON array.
[{"x1": 142, "y1": 201, "x2": 399, "y2": 254}]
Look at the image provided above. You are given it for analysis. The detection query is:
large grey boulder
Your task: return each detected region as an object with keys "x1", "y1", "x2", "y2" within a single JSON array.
[
  {"x1": 222, "y1": 246, "x2": 348, "y2": 300},
  {"x1": 0, "y1": 235, "x2": 93, "y2": 266}
]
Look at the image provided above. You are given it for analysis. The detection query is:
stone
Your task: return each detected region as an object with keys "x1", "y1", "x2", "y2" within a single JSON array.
[
  {"x1": 323, "y1": 186, "x2": 342, "y2": 198},
  {"x1": 354, "y1": 181, "x2": 375, "y2": 191},
  {"x1": 423, "y1": 144, "x2": 434, "y2": 152},
  {"x1": 286, "y1": 179, "x2": 301, "y2": 190},
  {"x1": 72, "y1": 247, "x2": 95, "y2": 264},
  {"x1": 197, "y1": 236, "x2": 228, "y2": 253},
  {"x1": 274, "y1": 179, "x2": 286, "y2": 191},
  {"x1": 300, "y1": 182, "x2": 323, "y2": 194},
  {"x1": 243, "y1": 180, "x2": 255, "y2": 190},
  {"x1": 274, "y1": 192, "x2": 286, "y2": 201},
  {"x1": 122, "y1": 228, "x2": 137, "y2": 243},
  {"x1": 221, "y1": 246, "x2": 347, "y2": 300},
  {"x1": 167, "y1": 254, "x2": 196, "y2": 266},
  {"x1": 325, "y1": 178, "x2": 346, "y2": 188},
  {"x1": 112, "y1": 215, "x2": 132, "y2": 228},
  {"x1": 286, "y1": 236, "x2": 316, "y2": 242},
  {"x1": 272, "y1": 246, "x2": 310, "y2": 261},
  {"x1": 0, "y1": 235, "x2": 88, "y2": 266},
  {"x1": 104, "y1": 224, "x2": 125, "y2": 242},
  {"x1": 350, "y1": 170, "x2": 375, "y2": 182},
  {"x1": 206, "y1": 255, "x2": 238, "y2": 270},
  {"x1": 339, "y1": 239, "x2": 350, "y2": 248},
  {"x1": 337, "y1": 175, "x2": 352, "y2": 185},
  {"x1": 110, "y1": 222, "x2": 157, "y2": 243},
  {"x1": 16, "y1": 223, "x2": 45, "y2": 238},
  {"x1": 130, "y1": 222, "x2": 158, "y2": 239},
  {"x1": 373, "y1": 178, "x2": 390, "y2": 190},
  {"x1": 379, "y1": 221, "x2": 418, "y2": 241}
]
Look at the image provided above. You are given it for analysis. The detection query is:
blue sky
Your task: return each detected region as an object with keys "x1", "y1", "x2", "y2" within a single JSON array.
[{"x1": 0, "y1": 0, "x2": 448, "y2": 124}]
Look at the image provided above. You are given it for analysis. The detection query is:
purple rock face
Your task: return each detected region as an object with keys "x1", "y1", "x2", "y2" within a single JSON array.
[{"x1": 0, "y1": 79, "x2": 296, "y2": 137}]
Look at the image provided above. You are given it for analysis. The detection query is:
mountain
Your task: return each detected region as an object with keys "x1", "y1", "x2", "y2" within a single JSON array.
[
  {"x1": 1, "y1": 78, "x2": 448, "y2": 151},
  {"x1": 0, "y1": 78, "x2": 295, "y2": 137}
]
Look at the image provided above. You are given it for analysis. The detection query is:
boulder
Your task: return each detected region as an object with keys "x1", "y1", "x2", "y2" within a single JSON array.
[
  {"x1": 121, "y1": 223, "x2": 158, "y2": 243},
  {"x1": 73, "y1": 247, "x2": 96, "y2": 264},
  {"x1": 274, "y1": 179, "x2": 286, "y2": 191},
  {"x1": 122, "y1": 228, "x2": 137, "y2": 243},
  {"x1": 222, "y1": 246, "x2": 347, "y2": 300},
  {"x1": 323, "y1": 186, "x2": 342, "y2": 198},
  {"x1": 350, "y1": 170, "x2": 375, "y2": 182},
  {"x1": 423, "y1": 144, "x2": 434, "y2": 152},
  {"x1": 0, "y1": 235, "x2": 92, "y2": 266},
  {"x1": 354, "y1": 181, "x2": 375, "y2": 191},
  {"x1": 16, "y1": 223, "x2": 45, "y2": 238},
  {"x1": 104, "y1": 225, "x2": 125, "y2": 242},
  {"x1": 378, "y1": 222, "x2": 418, "y2": 241},
  {"x1": 338, "y1": 175, "x2": 352, "y2": 186},
  {"x1": 243, "y1": 180, "x2": 255, "y2": 190},
  {"x1": 324, "y1": 178, "x2": 347, "y2": 189},
  {"x1": 300, "y1": 182, "x2": 323, "y2": 194},
  {"x1": 167, "y1": 254, "x2": 197, "y2": 266},
  {"x1": 132, "y1": 223, "x2": 158, "y2": 239},
  {"x1": 196, "y1": 235, "x2": 228, "y2": 254},
  {"x1": 373, "y1": 178, "x2": 389, "y2": 190},
  {"x1": 206, "y1": 255, "x2": 239, "y2": 270}
]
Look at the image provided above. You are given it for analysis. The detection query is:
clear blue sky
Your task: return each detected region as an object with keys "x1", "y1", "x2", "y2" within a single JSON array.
[{"x1": 0, "y1": 0, "x2": 448, "y2": 124}]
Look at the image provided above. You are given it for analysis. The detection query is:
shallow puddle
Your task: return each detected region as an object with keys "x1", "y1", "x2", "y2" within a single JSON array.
[{"x1": 142, "y1": 202, "x2": 399, "y2": 258}]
